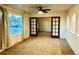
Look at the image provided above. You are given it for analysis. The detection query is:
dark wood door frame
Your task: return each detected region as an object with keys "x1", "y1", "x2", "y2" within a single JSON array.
[
  {"x1": 30, "y1": 17, "x2": 38, "y2": 36},
  {"x1": 51, "y1": 17, "x2": 60, "y2": 38}
]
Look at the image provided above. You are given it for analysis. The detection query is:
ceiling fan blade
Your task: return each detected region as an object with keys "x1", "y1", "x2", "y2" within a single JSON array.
[
  {"x1": 42, "y1": 10, "x2": 48, "y2": 13},
  {"x1": 38, "y1": 7, "x2": 42, "y2": 10},
  {"x1": 44, "y1": 9, "x2": 51, "y2": 11},
  {"x1": 43, "y1": 11, "x2": 48, "y2": 13},
  {"x1": 37, "y1": 7, "x2": 50, "y2": 13}
]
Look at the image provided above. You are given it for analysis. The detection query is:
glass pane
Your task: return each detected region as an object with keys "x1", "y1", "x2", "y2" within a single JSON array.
[
  {"x1": 53, "y1": 18, "x2": 56, "y2": 21},
  {"x1": 34, "y1": 32, "x2": 36, "y2": 34},
  {"x1": 56, "y1": 29, "x2": 58, "y2": 32},
  {"x1": 31, "y1": 32, "x2": 34, "y2": 34},
  {"x1": 53, "y1": 32, "x2": 55, "y2": 35},
  {"x1": 53, "y1": 26, "x2": 55, "y2": 28},
  {"x1": 31, "y1": 22, "x2": 34, "y2": 24},
  {"x1": 56, "y1": 22, "x2": 58, "y2": 25},
  {"x1": 31, "y1": 25, "x2": 36, "y2": 28},
  {"x1": 34, "y1": 19, "x2": 36, "y2": 22},
  {"x1": 31, "y1": 25, "x2": 34, "y2": 28},
  {"x1": 53, "y1": 22, "x2": 55, "y2": 25},
  {"x1": 34, "y1": 21, "x2": 36, "y2": 25},
  {"x1": 9, "y1": 14, "x2": 22, "y2": 35},
  {"x1": 34, "y1": 29, "x2": 36, "y2": 31},
  {"x1": 56, "y1": 33, "x2": 58, "y2": 36},
  {"x1": 56, "y1": 18, "x2": 58, "y2": 21},
  {"x1": 53, "y1": 29, "x2": 55, "y2": 32},
  {"x1": 56, "y1": 26, "x2": 58, "y2": 28},
  {"x1": 31, "y1": 19, "x2": 34, "y2": 22},
  {"x1": 33, "y1": 26, "x2": 36, "y2": 28},
  {"x1": 31, "y1": 29, "x2": 36, "y2": 31},
  {"x1": 31, "y1": 29, "x2": 34, "y2": 31}
]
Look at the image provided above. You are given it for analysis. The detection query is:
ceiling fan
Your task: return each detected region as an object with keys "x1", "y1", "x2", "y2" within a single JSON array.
[{"x1": 37, "y1": 7, "x2": 51, "y2": 13}]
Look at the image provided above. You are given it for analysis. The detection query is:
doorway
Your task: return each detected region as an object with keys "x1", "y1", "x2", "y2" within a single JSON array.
[
  {"x1": 30, "y1": 17, "x2": 38, "y2": 36},
  {"x1": 30, "y1": 17, "x2": 60, "y2": 38},
  {"x1": 51, "y1": 17, "x2": 60, "y2": 38}
]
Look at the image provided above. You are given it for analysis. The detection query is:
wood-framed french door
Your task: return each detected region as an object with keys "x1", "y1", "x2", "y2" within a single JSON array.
[
  {"x1": 30, "y1": 17, "x2": 38, "y2": 36},
  {"x1": 51, "y1": 17, "x2": 60, "y2": 38}
]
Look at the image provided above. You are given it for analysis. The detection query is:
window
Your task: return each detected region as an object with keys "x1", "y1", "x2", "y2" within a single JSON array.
[
  {"x1": 69, "y1": 13, "x2": 76, "y2": 34},
  {"x1": 66, "y1": 16, "x2": 69, "y2": 30},
  {"x1": 9, "y1": 14, "x2": 22, "y2": 36}
]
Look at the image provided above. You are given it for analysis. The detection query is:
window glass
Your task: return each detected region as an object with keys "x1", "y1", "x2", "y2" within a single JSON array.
[{"x1": 9, "y1": 14, "x2": 22, "y2": 36}]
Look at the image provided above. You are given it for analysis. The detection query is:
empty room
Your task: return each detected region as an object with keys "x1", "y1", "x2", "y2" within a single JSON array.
[{"x1": 0, "y1": 4, "x2": 79, "y2": 55}]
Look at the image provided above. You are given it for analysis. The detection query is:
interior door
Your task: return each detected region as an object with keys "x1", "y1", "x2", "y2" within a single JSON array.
[
  {"x1": 51, "y1": 17, "x2": 60, "y2": 38},
  {"x1": 30, "y1": 17, "x2": 38, "y2": 36}
]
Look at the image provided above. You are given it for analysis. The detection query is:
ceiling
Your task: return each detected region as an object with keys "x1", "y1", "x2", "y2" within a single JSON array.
[{"x1": 5, "y1": 4, "x2": 75, "y2": 13}]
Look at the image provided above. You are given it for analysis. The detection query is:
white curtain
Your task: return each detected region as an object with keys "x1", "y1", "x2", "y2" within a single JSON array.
[
  {"x1": 0, "y1": 8, "x2": 3, "y2": 50},
  {"x1": 0, "y1": 7, "x2": 9, "y2": 50},
  {"x1": 3, "y1": 8, "x2": 9, "y2": 48}
]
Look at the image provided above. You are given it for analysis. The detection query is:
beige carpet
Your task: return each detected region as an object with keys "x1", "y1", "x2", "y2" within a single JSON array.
[{"x1": 0, "y1": 32, "x2": 74, "y2": 55}]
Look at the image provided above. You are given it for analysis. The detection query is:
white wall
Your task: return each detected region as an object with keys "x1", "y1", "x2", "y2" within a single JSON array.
[
  {"x1": 65, "y1": 5, "x2": 79, "y2": 54},
  {"x1": 30, "y1": 12, "x2": 66, "y2": 38},
  {"x1": 39, "y1": 17, "x2": 51, "y2": 32},
  {"x1": 23, "y1": 14, "x2": 30, "y2": 39}
]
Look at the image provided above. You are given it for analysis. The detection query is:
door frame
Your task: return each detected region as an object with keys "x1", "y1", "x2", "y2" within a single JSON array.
[
  {"x1": 51, "y1": 17, "x2": 60, "y2": 38},
  {"x1": 30, "y1": 17, "x2": 38, "y2": 36}
]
